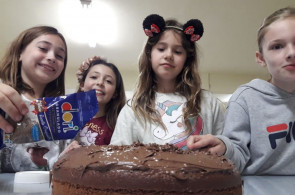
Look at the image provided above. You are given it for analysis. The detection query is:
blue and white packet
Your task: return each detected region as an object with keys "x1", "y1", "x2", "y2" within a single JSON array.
[{"x1": 0, "y1": 90, "x2": 98, "y2": 149}]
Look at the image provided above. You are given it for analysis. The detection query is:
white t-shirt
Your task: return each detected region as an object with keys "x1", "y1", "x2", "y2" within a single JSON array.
[{"x1": 111, "y1": 90, "x2": 224, "y2": 150}]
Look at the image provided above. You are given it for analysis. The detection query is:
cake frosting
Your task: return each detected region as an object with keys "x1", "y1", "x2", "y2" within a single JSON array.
[{"x1": 52, "y1": 143, "x2": 242, "y2": 195}]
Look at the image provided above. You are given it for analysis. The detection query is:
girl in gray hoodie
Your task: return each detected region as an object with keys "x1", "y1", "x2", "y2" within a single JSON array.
[{"x1": 187, "y1": 7, "x2": 295, "y2": 175}]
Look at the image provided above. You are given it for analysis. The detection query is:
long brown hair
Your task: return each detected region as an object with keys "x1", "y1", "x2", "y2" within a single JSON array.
[
  {"x1": 0, "y1": 26, "x2": 68, "y2": 97},
  {"x1": 132, "y1": 19, "x2": 202, "y2": 133}
]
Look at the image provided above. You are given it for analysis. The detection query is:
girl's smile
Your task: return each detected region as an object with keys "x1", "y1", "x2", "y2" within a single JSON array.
[
  {"x1": 39, "y1": 63, "x2": 56, "y2": 72},
  {"x1": 95, "y1": 89, "x2": 105, "y2": 96}
]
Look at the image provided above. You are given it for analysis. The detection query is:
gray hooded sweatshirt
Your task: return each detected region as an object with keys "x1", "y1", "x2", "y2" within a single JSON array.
[{"x1": 217, "y1": 79, "x2": 295, "y2": 175}]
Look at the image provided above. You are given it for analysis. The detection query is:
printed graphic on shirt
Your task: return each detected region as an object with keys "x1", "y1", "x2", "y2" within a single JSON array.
[
  {"x1": 79, "y1": 126, "x2": 98, "y2": 145},
  {"x1": 267, "y1": 121, "x2": 295, "y2": 149},
  {"x1": 154, "y1": 100, "x2": 203, "y2": 149}
]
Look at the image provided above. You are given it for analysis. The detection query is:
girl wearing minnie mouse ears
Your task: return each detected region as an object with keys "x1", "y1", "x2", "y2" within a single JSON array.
[
  {"x1": 60, "y1": 57, "x2": 126, "y2": 156},
  {"x1": 110, "y1": 14, "x2": 224, "y2": 149}
]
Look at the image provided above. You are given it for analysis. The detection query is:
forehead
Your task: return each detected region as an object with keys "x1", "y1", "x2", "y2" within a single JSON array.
[
  {"x1": 31, "y1": 34, "x2": 66, "y2": 51},
  {"x1": 158, "y1": 30, "x2": 183, "y2": 45},
  {"x1": 264, "y1": 17, "x2": 295, "y2": 39},
  {"x1": 89, "y1": 64, "x2": 116, "y2": 77}
]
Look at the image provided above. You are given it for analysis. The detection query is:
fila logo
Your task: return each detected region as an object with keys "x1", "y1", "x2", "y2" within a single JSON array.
[{"x1": 267, "y1": 122, "x2": 295, "y2": 149}]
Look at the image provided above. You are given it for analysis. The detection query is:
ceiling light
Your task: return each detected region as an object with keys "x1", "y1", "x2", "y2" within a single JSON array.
[
  {"x1": 59, "y1": 0, "x2": 118, "y2": 47},
  {"x1": 80, "y1": 0, "x2": 92, "y2": 8}
]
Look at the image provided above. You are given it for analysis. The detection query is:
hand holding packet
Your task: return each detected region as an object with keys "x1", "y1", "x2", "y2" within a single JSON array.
[{"x1": 0, "y1": 90, "x2": 98, "y2": 149}]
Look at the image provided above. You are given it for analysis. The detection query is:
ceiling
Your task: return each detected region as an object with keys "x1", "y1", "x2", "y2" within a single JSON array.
[{"x1": 1, "y1": 0, "x2": 294, "y2": 85}]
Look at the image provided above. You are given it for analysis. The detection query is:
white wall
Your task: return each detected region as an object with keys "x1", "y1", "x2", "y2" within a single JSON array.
[
  {"x1": 200, "y1": 72, "x2": 269, "y2": 94},
  {"x1": 66, "y1": 69, "x2": 269, "y2": 104}
]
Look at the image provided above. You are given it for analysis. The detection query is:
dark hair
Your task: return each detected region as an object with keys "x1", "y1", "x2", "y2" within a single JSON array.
[
  {"x1": 78, "y1": 58, "x2": 126, "y2": 130},
  {"x1": 0, "y1": 25, "x2": 68, "y2": 97}
]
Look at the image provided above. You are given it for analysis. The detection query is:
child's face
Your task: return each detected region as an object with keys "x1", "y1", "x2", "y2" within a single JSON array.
[
  {"x1": 19, "y1": 34, "x2": 66, "y2": 87},
  {"x1": 81, "y1": 64, "x2": 116, "y2": 107},
  {"x1": 256, "y1": 17, "x2": 295, "y2": 92},
  {"x1": 151, "y1": 30, "x2": 187, "y2": 85}
]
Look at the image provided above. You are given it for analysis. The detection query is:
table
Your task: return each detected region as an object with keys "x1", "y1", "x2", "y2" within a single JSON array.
[
  {"x1": 0, "y1": 173, "x2": 51, "y2": 195},
  {"x1": 242, "y1": 175, "x2": 295, "y2": 195},
  {"x1": 0, "y1": 173, "x2": 294, "y2": 194}
]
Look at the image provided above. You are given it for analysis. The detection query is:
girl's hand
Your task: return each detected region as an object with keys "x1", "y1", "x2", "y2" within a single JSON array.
[
  {"x1": 59, "y1": 141, "x2": 81, "y2": 157},
  {"x1": 187, "y1": 134, "x2": 226, "y2": 156},
  {"x1": 0, "y1": 83, "x2": 28, "y2": 133}
]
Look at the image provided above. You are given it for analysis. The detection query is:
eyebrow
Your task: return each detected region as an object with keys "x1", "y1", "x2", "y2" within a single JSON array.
[
  {"x1": 37, "y1": 40, "x2": 66, "y2": 53},
  {"x1": 269, "y1": 39, "x2": 284, "y2": 43},
  {"x1": 93, "y1": 71, "x2": 114, "y2": 79},
  {"x1": 157, "y1": 42, "x2": 184, "y2": 48}
]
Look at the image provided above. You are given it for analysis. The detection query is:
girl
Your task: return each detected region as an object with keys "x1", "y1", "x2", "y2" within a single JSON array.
[
  {"x1": 110, "y1": 14, "x2": 224, "y2": 149},
  {"x1": 0, "y1": 26, "x2": 68, "y2": 172},
  {"x1": 187, "y1": 7, "x2": 295, "y2": 175},
  {"x1": 60, "y1": 56, "x2": 126, "y2": 155}
]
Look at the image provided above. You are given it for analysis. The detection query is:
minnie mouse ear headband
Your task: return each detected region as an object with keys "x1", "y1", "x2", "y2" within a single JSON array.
[{"x1": 143, "y1": 14, "x2": 204, "y2": 42}]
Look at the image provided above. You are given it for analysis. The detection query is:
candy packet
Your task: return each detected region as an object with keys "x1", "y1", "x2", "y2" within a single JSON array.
[{"x1": 0, "y1": 90, "x2": 98, "y2": 149}]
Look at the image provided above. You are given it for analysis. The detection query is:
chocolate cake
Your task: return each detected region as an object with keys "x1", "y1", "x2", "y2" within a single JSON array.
[{"x1": 52, "y1": 143, "x2": 242, "y2": 195}]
